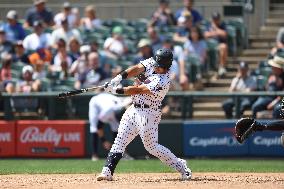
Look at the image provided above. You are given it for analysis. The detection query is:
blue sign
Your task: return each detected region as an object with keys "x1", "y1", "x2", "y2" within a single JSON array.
[
  {"x1": 183, "y1": 120, "x2": 284, "y2": 157},
  {"x1": 249, "y1": 132, "x2": 284, "y2": 156}
]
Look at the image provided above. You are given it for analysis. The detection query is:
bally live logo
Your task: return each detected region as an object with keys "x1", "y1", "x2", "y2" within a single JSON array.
[{"x1": 20, "y1": 126, "x2": 81, "y2": 146}]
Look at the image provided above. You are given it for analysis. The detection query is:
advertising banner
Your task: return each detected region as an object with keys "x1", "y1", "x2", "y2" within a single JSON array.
[
  {"x1": 16, "y1": 120, "x2": 86, "y2": 157},
  {"x1": 183, "y1": 120, "x2": 284, "y2": 157},
  {"x1": 183, "y1": 121, "x2": 248, "y2": 156},
  {"x1": 0, "y1": 121, "x2": 16, "y2": 157},
  {"x1": 249, "y1": 132, "x2": 284, "y2": 156}
]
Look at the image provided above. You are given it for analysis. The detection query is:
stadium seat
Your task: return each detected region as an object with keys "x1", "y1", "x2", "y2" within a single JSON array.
[
  {"x1": 226, "y1": 25, "x2": 237, "y2": 56},
  {"x1": 206, "y1": 39, "x2": 219, "y2": 70}
]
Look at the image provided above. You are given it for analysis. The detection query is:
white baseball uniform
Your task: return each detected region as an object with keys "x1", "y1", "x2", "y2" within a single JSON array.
[
  {"x1": 89, "y1": 92, "x2": 126, "y2": 133},
  {"x1": 109, "y1": 58, "x2": 186, "y2": 172}
]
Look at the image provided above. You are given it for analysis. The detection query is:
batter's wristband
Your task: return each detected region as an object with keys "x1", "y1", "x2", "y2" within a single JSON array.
[
  {"x1": 121, "y1": 71, "x2": 128, "y2": 79},
  {"x1": 116, "y1": 88, "x2": 125, "y2": 94}
]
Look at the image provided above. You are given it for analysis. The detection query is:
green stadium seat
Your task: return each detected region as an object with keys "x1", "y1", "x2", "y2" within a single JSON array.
[
  {"x1": 11, "y1": 70, "x2": 21, "y2": 79},
  {"x1": 40, "y1": 78, "x2": 52, "y2": 91},
  {"x1": 227, "y1": 18, "x2": 248, "y2": 49},
  {"x1": 185, "y1": 54, "x2": 201, "y2": 82}
]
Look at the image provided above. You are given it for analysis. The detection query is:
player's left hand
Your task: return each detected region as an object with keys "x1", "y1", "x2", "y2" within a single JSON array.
[
  {"x1": 110, "y1": 74, "x2": 122, "y2": 87},
  {"x1": 104, "y1": 82, "x2": 118, "y2": 94}
]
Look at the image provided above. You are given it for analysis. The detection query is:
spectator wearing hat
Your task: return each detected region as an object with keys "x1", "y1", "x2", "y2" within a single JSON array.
[
  {"x1": 25, "y1": 0, "x2": 54, "y2": 28},
  {"x1": 16, "y1": 65, "x2": 41, "y2": 93},
  {"x1": 13, "y1": 40, "x2": 30, "y2": 64},
  {"x1": 147, "y1": 26, "x2": 163, "y2": 54},
  {"x1": 222, "y1": 62, "x2": 257, "y2": 119},
  {"x1": 252, "y1": 52, "x2": 284, "y2": 119},
  {"x1": 150, "y1": 0, "x2": 176, "y2": 27},
  {"x1": 173, "y1": 12, "x2": 193, "y2": 43},
  {"x1": 103, "y1": 26, "x2": 128, "y2": 59},
  {"x1": 51, "y1": 16, "x2": 82, "y2": 48},
  {"x1": 80, "y1": 5, "x2": 102, "y2": 31},
  {"x1": 0, "y1": 28, "x2": 14, "y2": 56},
  {"x1": 175, "y1": 0, "x2": 203, "y2": 26},
  {"x1": 204, "y1": 12, "x2": 228, "y2": 78},
  {"x1": 133, "y1": 38, "x2": 154, "y2": 65},
  {"x1": 2, "y1": 10, "x2": 26, "y2": 42},
  {"x1": 54, "y1": 2, "x2": 80, "y2": 29},
  {"x1": 9, "y1": 65, "x2": 41, "y2": 113},
  {"x1": 23, "y1": 20, "x2": 52, "y2": 51}
]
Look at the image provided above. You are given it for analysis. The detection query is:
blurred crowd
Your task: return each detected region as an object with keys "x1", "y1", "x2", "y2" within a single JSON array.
[{"x1": 0, "y1": 0, "x2": 283, "y2": 119}]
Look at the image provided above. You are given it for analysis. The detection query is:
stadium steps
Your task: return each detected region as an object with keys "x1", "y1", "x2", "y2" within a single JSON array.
[{"x1": 192, "y1": 2, "x2": 282, "y2": 120}]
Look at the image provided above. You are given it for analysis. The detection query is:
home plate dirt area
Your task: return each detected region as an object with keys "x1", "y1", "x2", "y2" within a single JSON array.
[{"x1": 0, "y1": 173, "x2": 283, "y2": 189}]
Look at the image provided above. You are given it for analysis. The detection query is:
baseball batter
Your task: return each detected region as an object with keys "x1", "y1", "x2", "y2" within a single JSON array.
[{"x1": 96, "y1": 48, "x2": 191, "y2": 181}]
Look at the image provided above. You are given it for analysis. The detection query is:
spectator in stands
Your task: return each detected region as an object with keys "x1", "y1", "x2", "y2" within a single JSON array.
[
  {"x1": 150, "y1": 0, "x2": 176, "y2": 27},
  {"x1": 11, "y1": 65, "x2": 41, "y2": 93},
  {"x1": 133, "y1": 38, "x2": 154, "y2": 64},
  {"x1": 23, "y1": 20, "x2": 52, "y2": 51},
  {"x1": 50, "y1": 38, "x2": 72, "y2": 80},
  {"x1": 175, "y1": 0, "x2": 202, "y2": 26},
  {"x1": 103, "y1": 26, "x2": 128, "y2": 59},
  {"x1": 10, "y1": 65, "x2": 41, "y2": 112},
  {"x1": 13, "y1": 40, "x2": 30, "y2": 64},
  {"x1": 25, "y1": 0, "x2": 54, "y2": 28},
  {"x1": 80, "y1": 5, "x2": 102, "y2": 31},
  {"x1": 68, "y1": 37, "x2": 81, "y2": 62},
  {"x1": 222, "y1": 62, "x2": 257, "y2": 119},
  {"x1": 74, "y1": 52, "x2": 106, "y2": 89},
  {"x1": 173, "y1": 12, "x2": 193, "y2": 43},
  {"x1": 0, "y1": 27, "x2": 14, "y2": 56},
  {"x1": 184, "y1": 26, "x2": 207, "y2": 67},
  {"x1": 270, "y1": 27, "x2": 284, "y2": 56},
  {"x1": 147, "y1": 26, "x2": 163, "y2": 53},
  {"x1": 89, "y1": 40, "x2": 111, "y2": 77},
  {"x1": 70, "y1": 45, "x2": 90, "y2": 87},
  {"x1": 2, "y1": 10, "x2": 26, "y2": 42},
  {"x1": 54, "y1": 2, "x2": 80, "y2": 29},
  {"x1": 162, "y1": 38, "x2": 189, "y2": 91},
  {"x1": 204, "y1": 12, "x2": 228, "y2": 78},
  {"x1": 0, "y1": 53, "x2": 13, "y2": 93},
  {"x1": 51, "y1": 17, "x2": 82, "y2": 48},
  {"x1": 252, "y1": 52, "x2": 284, "y2": 118}
]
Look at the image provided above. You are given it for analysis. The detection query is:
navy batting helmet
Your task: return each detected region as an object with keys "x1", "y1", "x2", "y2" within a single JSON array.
[{"x1": 154, "y1": 48, "x2": 173, "y2": 70}]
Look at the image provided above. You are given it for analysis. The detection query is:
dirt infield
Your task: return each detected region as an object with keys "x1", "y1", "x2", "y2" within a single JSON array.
[{"x1": 1, "y1": 173, "x2": 283, "y2": 189}]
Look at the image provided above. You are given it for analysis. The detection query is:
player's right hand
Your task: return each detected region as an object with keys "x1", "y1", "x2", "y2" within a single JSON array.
[{"x1": 110, "y1": 74, "x2": 122, "y2": 87}]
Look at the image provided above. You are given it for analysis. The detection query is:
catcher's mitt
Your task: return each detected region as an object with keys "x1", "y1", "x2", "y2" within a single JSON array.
[{"x1": 235, "y1": 118, "x2": 258, "y2": 143}]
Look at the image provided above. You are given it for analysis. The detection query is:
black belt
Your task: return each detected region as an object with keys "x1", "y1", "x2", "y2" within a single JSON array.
[{"x1": 134, "y1": 103, "x2": 161, "y2": 109}]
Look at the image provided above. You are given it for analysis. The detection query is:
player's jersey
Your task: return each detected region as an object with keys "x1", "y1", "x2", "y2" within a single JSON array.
[{"x1": 131, "y1": 57, "x2": 171, "y2": 108}]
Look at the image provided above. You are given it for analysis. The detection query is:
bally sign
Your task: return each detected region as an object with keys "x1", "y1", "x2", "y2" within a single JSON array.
[
  {"x1": 0, "y1": 121, "x2": 16, "y2": 157},
  {"x1": 16, "y1": 120, "x2": 86, "y2": 157}
]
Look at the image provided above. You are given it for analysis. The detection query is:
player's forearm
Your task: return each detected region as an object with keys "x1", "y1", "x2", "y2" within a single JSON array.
[
  {"x1": 122, "y1": 85, "x2": 152, "y2": 95},
  {"x1": 120, "y1": 64, "x2": 145, "y2": 79}
]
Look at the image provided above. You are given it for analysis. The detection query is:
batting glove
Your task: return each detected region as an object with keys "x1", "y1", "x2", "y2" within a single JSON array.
[
  {"x1": 104, "y1": 82, "x2": 117, "y2": 94},
  {"x1": 110, "y1": 74, "x2": 122, "y2": 87}
]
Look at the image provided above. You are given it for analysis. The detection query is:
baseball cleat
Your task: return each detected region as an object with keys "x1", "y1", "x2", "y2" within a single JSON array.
[
  {"x1": 96, "y1": 167, "x2": 113, "y2": 181},
  {"x1": 179, "y1": 159, "x2": 192, "y2": 181}
]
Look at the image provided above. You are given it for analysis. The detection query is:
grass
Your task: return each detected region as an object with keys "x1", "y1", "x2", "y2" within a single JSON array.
[{"x1": 0, "y1": 159, "x2": 283, "y2": 174}]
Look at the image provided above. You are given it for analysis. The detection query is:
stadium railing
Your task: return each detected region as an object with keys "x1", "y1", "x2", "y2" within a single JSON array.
[{"x1": 2, "y1": 91, "x2": 284, "y2": 120}]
